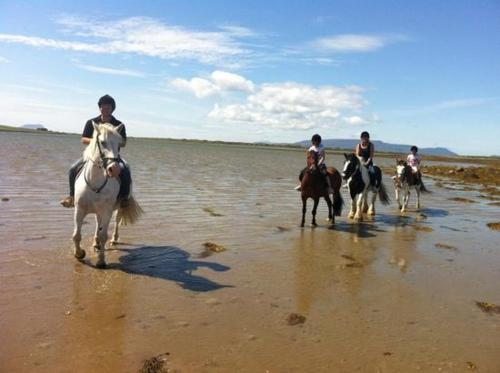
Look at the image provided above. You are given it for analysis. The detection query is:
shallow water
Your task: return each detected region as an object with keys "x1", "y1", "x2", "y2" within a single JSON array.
[{"x1": 0, "y1": 132, "x2": 499, "y2": 372}]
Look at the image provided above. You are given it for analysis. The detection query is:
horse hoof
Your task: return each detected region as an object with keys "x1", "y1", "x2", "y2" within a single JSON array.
[
  {"x1": 368, "y1": 210, "x2": 375, "y2": 216},
  {"x1": 354, "y1": 215, "x2": 363, "y2": 221},
  {"x1": 110, "y1": 240, "x2": 118, "y2": 246},
  {"x1": 348, "y1": 213, "x2": 355, "y2": 219},
  {"x1": 96, "y1": 261, "x2": 107, "y2": 269},
  {"x1": 74, "y1": 250, "x2": 86, "y2": 260}
]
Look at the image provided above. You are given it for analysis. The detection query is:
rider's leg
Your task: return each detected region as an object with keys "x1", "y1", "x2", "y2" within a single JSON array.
[
  {"x1": 61, "y1": 158, "x2": 85, "y2": 207},
  {"x1": 118, "y1": 160, "x2": 131, "y2": 206}
]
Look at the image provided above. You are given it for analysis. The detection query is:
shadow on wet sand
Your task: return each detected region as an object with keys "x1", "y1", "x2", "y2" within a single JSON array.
[
  {"x1": 330, "y1": 221, "x2": 386, "y2": 238},
  {"x1": 86, "y1": 245, "x2": 233, "y2": 292}
]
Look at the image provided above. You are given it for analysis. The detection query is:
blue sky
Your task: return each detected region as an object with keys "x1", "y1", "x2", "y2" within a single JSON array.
[{"x1": 0, "y1": 0, "x2": 499, "y2": 155}]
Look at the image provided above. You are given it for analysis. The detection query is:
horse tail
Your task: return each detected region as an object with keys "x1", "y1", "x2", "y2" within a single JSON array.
[
  {"x1": 332, "y1": 189, "x2": 344, "y2": 216},
  {"x1": 378, "y1": 181, "x2": 391, "y2": 205},
  {"x1": 118, "y1": 195, "x2": 144, "y2": 226}
]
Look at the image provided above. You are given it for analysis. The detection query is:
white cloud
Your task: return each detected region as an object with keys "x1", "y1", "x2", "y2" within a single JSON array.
[
  {"x1": 209, "y1": 82, "x2": 368, "y2": 130},
  {"x1": 0, "y1": 56, "x2": 9, "y2": 63},
  {"x1": 171, "y1": 77, "x2": 219, "y2": 98},
  {"x1": 0, "y1": 16, "x2": 255, "y2": 65},
  {"x1": 312, "y1": 33, "x2": 406, "y2": 53},
  {"x1": 344, "y1": 116, "x2": 369, "y2": 125},
  {"x1": 76, "y1": 63, "x2": 145, "y2": 77},
  {"x1": 171, "y1": 70, "x2": 254, "y2": 98},
  {"x1": 210, "y1": 70, "x2": 254, "y2": 92}
]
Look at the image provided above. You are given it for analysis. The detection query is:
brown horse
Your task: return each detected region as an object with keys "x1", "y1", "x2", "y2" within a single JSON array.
[{"x1": 300, "y1": 150, "x2": 343, "y2": 227}]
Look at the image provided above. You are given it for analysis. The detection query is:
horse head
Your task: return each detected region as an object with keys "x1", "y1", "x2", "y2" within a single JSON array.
[
  {"x1": 85, "y1": 122, "x2": 123, "y2": 176},
  {"x1": 395, "y1": 160, "x2": 413, "y2": 184},
  {"x1": 341, "y1": 153, "x2": 359, "y2": 180}
]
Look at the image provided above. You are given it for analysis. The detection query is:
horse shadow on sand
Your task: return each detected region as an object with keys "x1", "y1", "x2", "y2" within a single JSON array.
[
  {"x1": 84, "y1": 245, "x2": 232, "y2": 292},
  {"x1": 329, "y1": 221, "x2": 386, "y2": 238}
]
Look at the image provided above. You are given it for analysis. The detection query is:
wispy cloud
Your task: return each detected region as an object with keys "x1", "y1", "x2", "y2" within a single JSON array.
[
  {"x1": 311, "y1": 33, "x2": 407, "y2": 53},
  {"x1": 0, "y1": 56, "x2": 9, "y2": 63},
  {"x1": 0, "y1": 16, "x2": 257, "y2": 66},
  {"x1": 76, "y1": 63, "x2": 145, "y2": 77},
  {"x1": 388, "y1": 96, "x2": 500, "y2": 115}
]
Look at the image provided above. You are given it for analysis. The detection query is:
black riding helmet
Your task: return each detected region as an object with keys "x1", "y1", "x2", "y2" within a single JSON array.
[
  {"x1": 411, "y1": 145, "x2": 418, "y2": 152},
  {"x1": 360, "y1": 131, "x2": 370, "y2": 138},
  {"x1": 311, "y1": 134, "x2": 322, "y2": 144},
  {"x1": 98, "y1": 94, "x2": 116, "y2": 111}
]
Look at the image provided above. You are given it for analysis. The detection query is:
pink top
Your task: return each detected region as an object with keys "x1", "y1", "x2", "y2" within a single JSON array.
[
  {"x1": 309, "y1": 144, "x2": 326, "y2": 166},
  {"x1": 407, "y1": 153, "x2": 421, "y2": 168}
]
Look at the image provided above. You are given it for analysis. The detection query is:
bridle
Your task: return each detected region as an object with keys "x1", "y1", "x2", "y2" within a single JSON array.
[
  {"x1": 84, "y1": 133, "x2": 120, "y2": 193},
  {"x1": 342, "y1": 156, "x2": 360, "y2": 180}
]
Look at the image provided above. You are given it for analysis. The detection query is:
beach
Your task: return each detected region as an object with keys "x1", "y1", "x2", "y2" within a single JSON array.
[{"x1": 0, "y1": 131, "x2": 499, "y2": 372}]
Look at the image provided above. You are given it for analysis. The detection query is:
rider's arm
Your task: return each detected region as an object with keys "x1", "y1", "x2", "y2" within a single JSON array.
[
  {"x1": 355, "y1": 144, "x2": 361, "y2": 157},
  {"x1": 81, "y1": 137, "x2": 92, "y2": 145},
  {"x1": 367, "y1": 143, "x2": 375, "y2": 164}
]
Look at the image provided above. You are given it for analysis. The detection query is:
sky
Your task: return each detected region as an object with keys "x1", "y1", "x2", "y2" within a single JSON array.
[{"x1": 0, "y1": 0, "x2": 499, "y2": 155}]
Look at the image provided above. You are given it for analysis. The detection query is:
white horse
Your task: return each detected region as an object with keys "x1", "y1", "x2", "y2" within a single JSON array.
[
  {"x1": 394, "y1": 160, "x2": 429, "y2": 213},
  {"x1": 341, "y1": 153, "x2": 390, "y2": 221},
  {"x1": 72, "y1": 122, "x2": 142, "y2": 268}
]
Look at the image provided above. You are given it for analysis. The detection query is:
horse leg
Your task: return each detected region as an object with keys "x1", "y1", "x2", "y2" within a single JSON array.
[
  {"x1": 348, "y1": 195, "x2": 356, "y2": 219},
  {"x1": 354, "y1": 192, "x2": 365, "y2": 221},
  {"x1": 311, "y1": 198, "x2": 319, "y2": 226},
  {"x1": 324, "y1": 194, "x2": 333, "y2": 223},
  {"x1": 415, "y1": 186, "x2": 421, "y2": 210},
  {"x1": 110, "y1": 210, "x2": 121, "y2": 245},
  {"x1": 395, "y1": 187, "x2": 402, "y2": 211},
  {"x1": 95, "y1": 210, "x2": 113, "y2": 269},
  {"x1": 368, "y1": 190, "x2": 377, "y2": 216},
  {"x1": 362, "y1": 195, "x2": 369, "y2": 213},
  {"x1": 301, "y1": 197, "x2": 307, "y2": 227},
  {"x1": 402, "y1": 189, "x2": 410, "y2": 212},
  {"x1": 72, "y1": 207, "x2": 86, "y2": 260}
]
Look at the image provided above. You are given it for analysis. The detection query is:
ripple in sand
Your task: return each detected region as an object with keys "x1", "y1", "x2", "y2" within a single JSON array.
[
  {"x1": 435, "y1": 243, "x2": 458, "y2": 251},
  {"x1": 202, "y1": 207, "x2": 223, "y2": 217},
  {"x1": 449, "y1": 197, "x2": 477, "y2": 203}
]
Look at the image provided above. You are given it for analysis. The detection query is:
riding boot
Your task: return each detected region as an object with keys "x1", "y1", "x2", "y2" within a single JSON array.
[{"x1": 60, "y1": 158, "x2": 84, "y2": 208}]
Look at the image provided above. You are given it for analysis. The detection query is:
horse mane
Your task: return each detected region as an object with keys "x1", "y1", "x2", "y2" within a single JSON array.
[{"x1": 83, "y1": 123, "x2": 122, "y2": 160}]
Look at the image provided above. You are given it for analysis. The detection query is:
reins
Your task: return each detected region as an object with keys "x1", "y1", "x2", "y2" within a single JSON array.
[{"x1": 83, "y1": 131, "x2": 120, "y2": 193}]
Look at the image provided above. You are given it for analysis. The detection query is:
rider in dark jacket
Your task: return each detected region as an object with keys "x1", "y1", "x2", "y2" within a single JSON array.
[{"x1": 60, "y1": 95, "x2": 131, "y2": 208}]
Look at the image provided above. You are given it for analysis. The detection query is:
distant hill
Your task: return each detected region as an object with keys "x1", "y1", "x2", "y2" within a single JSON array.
[
  {"x1": 22, "y1": 124, "x2": 47, "y2": 130},
  {"x1": 296, "y1": 139, "x2": 457, "y2": 156}
]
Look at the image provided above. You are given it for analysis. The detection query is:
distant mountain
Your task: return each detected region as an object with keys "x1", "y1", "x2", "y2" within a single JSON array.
[
  {"x1": 296, "y1": 139, "x2": 457, "y2": 156},
  {"x1": 22, "y1": 124, "x2": 47, "y2": 130}
]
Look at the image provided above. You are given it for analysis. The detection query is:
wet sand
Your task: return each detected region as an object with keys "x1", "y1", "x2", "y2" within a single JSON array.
[{"x1": 1, "y1": 132, "x2": 499, "y2": 372}]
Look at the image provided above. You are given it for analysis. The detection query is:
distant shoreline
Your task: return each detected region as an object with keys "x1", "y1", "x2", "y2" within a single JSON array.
[{"x1": 1, "y1": 124, "x2": 498, "y2": 162}]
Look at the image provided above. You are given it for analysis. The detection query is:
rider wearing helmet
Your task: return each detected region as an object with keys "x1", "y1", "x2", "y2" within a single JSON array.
[
  {"x1": 295, "y1": 133, "x2": 333, "y2": 193},
  {"x1": 60, "y1": 95, "x2": 131, "y2": 208},
  {"x1": 356, "y1": 131, "x2": 375, "y2": 174}
]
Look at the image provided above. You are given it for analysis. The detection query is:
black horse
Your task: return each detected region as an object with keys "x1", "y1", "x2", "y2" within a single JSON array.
[{"x1": 341, "y1": 153, "x2": 390, "y2": 221}]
